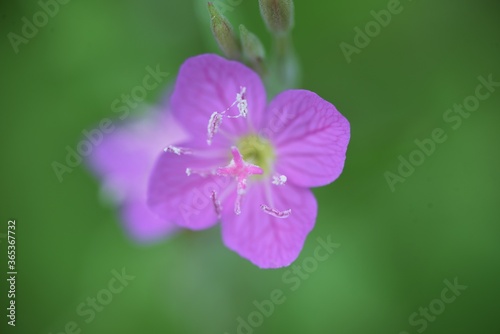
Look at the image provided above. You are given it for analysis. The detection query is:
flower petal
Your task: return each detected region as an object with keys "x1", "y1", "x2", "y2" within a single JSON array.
[
  {"x1": 87, "y1": 109, "x2": 187, "y2": 242},
  {"x1": 171, "y1": 54, "x2": 267, "y2": 145},
  {"x1": 121, "y1": 198, "x2": 179, "y2": 242},
  {"x1": 147, "y1": 141, "x2": 233, "y2": 230},
  {"x1": 266, "y1": 90, "x2": 350, "y2": 188},
  {"x1": 221, "y1": 183, "x2": 317, "y2": 268},
  {"x1": 88, "y1": 110, "x2": 187, "y2": 196}
]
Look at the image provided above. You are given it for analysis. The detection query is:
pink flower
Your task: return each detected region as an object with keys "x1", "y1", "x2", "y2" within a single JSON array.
[
  {"x1": 88, "y1": 107, "x2": 187, "y2": 242},
  {"x1": 148, "y1": 54, "x2": 350, "y2": 268}
]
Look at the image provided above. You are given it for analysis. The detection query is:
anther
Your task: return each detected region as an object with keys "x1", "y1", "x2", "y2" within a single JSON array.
[
  {"x1": 207, "y1": 112, "x2": 224, "y2": 145},
  {"x1": 211, "y1": 190, "x2": 222, "y2": 218},
  {"x1": 227, "y1": 86, "x2": 248, "y2": 119},
  {"x1": 185, "y1": 168, "x2": 214, "y2": 177},
  {"x1": 260, "y1": 204, "x2": 291, "y2": 218},
  {"x1": 164, "y1": 145, "x2": 192, "y2": 155},
  {"x1": 206, "y1": 87, "x2": 248, "y2": 144},
  {"x1": 272, "y1": 174, "x2": 287, "y2": 186}
]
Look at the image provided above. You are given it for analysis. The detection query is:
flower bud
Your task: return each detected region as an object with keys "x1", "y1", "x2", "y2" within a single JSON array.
[
  {"x1": 208, "y1": 2, "x2": 241, "y2": 59},
  {"x1": 258, "y1": 0, "x2": 295, "y2": 36},
  {"x1": 239, "y1": 25, "x2": 266, "y2": 65}
]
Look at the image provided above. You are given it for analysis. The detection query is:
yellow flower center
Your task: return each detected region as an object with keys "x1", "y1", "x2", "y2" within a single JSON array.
[{"x1": 237, "y1": 135, "x2": 275, "y2": 176}]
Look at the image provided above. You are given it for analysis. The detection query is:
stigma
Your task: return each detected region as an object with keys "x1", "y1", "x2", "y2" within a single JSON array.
[{"x1": 217, "y1": 146, "x2": 263, "y2": 215}]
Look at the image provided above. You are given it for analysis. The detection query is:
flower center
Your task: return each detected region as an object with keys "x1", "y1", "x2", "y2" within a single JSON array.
[
  {"x1": 171, "y1": 86, "x2": 290, "y2": 218},
  {"x1": 237, "y1": 135, "x2": 275, "y2": 177},
  {"x1": 216, "y1": 146, "x2": 263, "y2": 215}
]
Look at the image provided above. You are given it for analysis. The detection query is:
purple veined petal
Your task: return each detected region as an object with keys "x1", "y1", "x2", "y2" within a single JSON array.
[
  {"x1": 148, "y1": 140, "x2": 234, "y2": 230},
  {"x1": 170, "y1": 54, "x2": 267, "y2": 146},
  {"x1": 265, "y1": 90, "x2": 350, "y2": 188},
  {"x1": 220, "y1": 183, "x2": 317, "y2": 269}
]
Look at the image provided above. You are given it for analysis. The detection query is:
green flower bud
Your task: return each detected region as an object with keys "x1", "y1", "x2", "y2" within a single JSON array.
[
  {"x1": 239, "y1": 25, "x2": 266, "y2": 66},
  {"x1": 208, "y1": 2, "x2": 241, "y2": 59},
  {"x1": 258, "y1": 0, "x2": 295, "y2": 36}
]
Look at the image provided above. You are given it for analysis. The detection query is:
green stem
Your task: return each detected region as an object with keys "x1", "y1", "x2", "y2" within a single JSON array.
[{"x1": 266, "y1": 33, "x2": 301, "y2": 97}]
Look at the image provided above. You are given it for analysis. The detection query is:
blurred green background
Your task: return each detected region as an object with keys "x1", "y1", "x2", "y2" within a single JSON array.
[{"x1": 1, "y1": 0, "x2": 499, "y2": 333}]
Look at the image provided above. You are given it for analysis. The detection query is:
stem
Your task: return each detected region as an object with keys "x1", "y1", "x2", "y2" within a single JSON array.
[
  {"x1": 265, "y1": 33, "x2": 301, "y2": 97},
  {"x1": 274, "y1": 34, "x2": 291, "y2": 83}
]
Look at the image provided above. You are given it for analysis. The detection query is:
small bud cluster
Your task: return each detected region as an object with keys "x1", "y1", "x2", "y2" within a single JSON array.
[{"x1": 207, "y1": 0, "x2": 296, "y2": 82}]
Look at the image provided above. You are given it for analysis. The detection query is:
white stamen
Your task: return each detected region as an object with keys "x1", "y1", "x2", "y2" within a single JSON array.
[
  {"x1": 235, "y1": 194, "x2": 242, "y2": 215},
  {"x1": 186, "y1": 167, "x2": 215, "y2": 177},
  {"x1": 164, "y1": 145, "x2": 191, "y2": 155},
  {"x1": 207, "y1": 88, "x2": 248, "y2": 144},
  {"x1": 227, "y1": 86, "x2": 248, "y2": 119},
  {"x1": 272, "y1": 174, "x2": 287, "y2": 186},
  {"x1": 260, "y1": 204, "x2": 291, "y2": 219},
  {"x1": 237, "y1": 179, "x2": 247, "y2": 195},
  {"x1": 234, "y1": 181, "x2": 244, "y2": 214},
  {"x1": 211, "y1": 191, "x2": 222, "y2": 218},
  {"x1": 207, "y1": 112, "x2": 223, "y2": 145}
]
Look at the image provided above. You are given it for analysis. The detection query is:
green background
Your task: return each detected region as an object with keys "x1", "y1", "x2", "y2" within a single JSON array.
[{"x1": 1, "y1": 0, "x2": 499, "y2": 333}]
